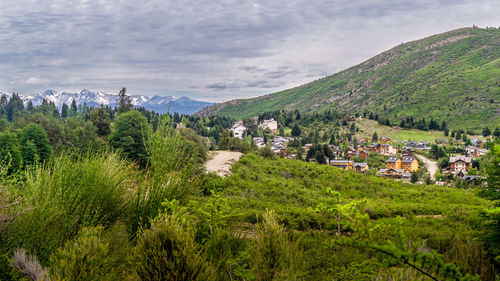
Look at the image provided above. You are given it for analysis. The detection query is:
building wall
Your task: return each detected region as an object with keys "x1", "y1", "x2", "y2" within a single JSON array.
[
  {"x1": 402, "y1": 159, "x2": 418, "y2": 172},
  {"x1": 386, "y1": 159, "x2": 402, "y2": 169}
]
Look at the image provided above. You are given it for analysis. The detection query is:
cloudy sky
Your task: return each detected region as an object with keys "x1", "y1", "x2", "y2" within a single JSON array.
[{"x1": 0, "y1": 0, "x2": 499, "y2": 102}]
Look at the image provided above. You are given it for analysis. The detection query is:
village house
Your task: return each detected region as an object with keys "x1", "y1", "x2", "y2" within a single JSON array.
[
  {"x1": 329, "y1": 145, "x2": 345, "y2": 159},
  {"x1": 259, "y1": 118, "x2": 278, "y2": 133},
  {"x1": 449, "y1": 155, "x2": 472, "y2": 171},
  {"x1": 461, "y1": 175, "x2": 486, "y2": 185},
  {"x1": 465, "y1": 146, "x2": 489, "y2": 158},
  {"x1": 357, "y1": 137, "x2": 367, "y2": 144},
  {"x1": 353, "y1": 162, "x2": 369, "y2": 173},
  {"x1": 470, "y1": 138, "x2": 483, "y2": 147},
  {"x1": 271, "y1": 143, "x2": 287, "y2": 158},
  {"x1": 379, "y1": 136, "x2": 392, "y2": 143},
  {"x1": 379, "y1": 144, "x2": 398, "y2": 156},
  {"x1": 366, "y1": 143, "x2": 379, "y2": 152},
  {"x1": 272, "y1": 136, "x2": 293, "y2": 144},
  {"x1": 401, "y1": 157, "x2": 419, "y2": 173},
  {"x1": 386, "y1": 157, "x2": 402, "y2": 169},
  {"x1": 377, "y1": 168, "x2": 410, "y2": 180},
  {"x1": 304, "y1": 144, "x2": 313, "y2": 151},
  {"x1": 357, "y1": 150, "x2": 369, "y2": 159},
  {"x1": 406, "y1": 141, "x2": 430, "y2": 151},
  {"x1": 347, "y1": 147, "x2": 357, "y2": 158},
  {"x1": 230, "y1": 121, "x2": 247, "y2": 140},
  {"x1": 330, "y1": 159, "x2": 353, "y2": 170},
  {"x1": 401, "y1": 148, "x2": 414, "y2": 157},
  {"x1": 253, "y1": 137, "x2": 266, "y2": 148}
]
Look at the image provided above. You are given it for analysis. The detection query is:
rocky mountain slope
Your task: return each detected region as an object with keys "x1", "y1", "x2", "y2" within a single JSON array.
[{"x1": 1, "y1": 89, "x2": 212, "y2": 115}]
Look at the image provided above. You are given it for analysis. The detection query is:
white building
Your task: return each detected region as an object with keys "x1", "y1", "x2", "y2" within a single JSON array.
[
  {"x1": 231, "y1": 125, "x2": 246, "y2": 140},
  {"x1": 230, "y1": 121, "x2": 247, "y2": 140},
  {"x1": 259, "y1": 118, "x2": 278, "y2": 133}
]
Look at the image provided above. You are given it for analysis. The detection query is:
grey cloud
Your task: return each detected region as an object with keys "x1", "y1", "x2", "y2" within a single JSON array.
[
  {"x1": 247, "y1": 80, "x2": 285, "y2": 88},
  {"x1": 266, "y1": 70, "x2": 299, "y2": 79},
  {"x1": 0, "y1": 0, "x2": 498, "y2": 102},
  {"x1": 207, "y1": 82, "x2": 240, "y2": 90}
]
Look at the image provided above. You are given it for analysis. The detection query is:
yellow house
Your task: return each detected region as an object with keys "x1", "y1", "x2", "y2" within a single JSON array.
[
  {"x1": 401, "y1": 157, "x2": 419, "y2": 172},
  {"x1": 379, "y1": 136, "x2": 392, "y2": 143},
  {"x1": 378, "y1": 168, "x2": 410, "y2": 180},
  {"x1": 385, "y1": 157, "x2": 402, "y2": 169},
  {"x1": 353, "y1": 162, "x2": 369, "y2": 173},
  {"x1": 330, "y1": 160, "x2": 353, "y2": 170}
]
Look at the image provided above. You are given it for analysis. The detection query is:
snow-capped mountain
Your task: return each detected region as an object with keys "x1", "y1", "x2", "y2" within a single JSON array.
[{"x1": 1, "y1": 89, "x2": 213, "y2": 115}]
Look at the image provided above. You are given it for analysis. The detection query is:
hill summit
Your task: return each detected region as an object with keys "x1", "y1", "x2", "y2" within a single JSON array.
[{"x1": 199, "y1": 27, "x2": 500, "y2": 130}]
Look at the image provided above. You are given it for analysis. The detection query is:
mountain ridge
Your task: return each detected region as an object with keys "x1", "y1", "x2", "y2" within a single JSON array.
[
  {"x1": 0, "y1": 89, "x2": 213, "y2": 115},
  {"x1": 199, "y1": 27, "x2": 500, "y2": 130}
]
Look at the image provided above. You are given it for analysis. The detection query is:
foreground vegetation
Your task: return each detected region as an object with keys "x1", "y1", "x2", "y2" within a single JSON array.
[{"x1": 0, "y1": 91, "x2": 499, "y2": 280}]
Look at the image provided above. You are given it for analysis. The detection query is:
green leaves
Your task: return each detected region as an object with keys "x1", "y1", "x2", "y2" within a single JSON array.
[
  {"x1": 48, "y1": 227, "x2": 113, "y2": 281},
  {"x1": 109, "y1": 110, "x2": 150, "y2": 166}
]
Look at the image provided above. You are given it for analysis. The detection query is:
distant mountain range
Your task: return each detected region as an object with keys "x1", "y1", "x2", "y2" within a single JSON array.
[
  {"x1": 0, "y1": 89, "x2": 213, "y2": 115},
  {"x1": 199, "y1": 27, "x2": 500, "y2": 130}
]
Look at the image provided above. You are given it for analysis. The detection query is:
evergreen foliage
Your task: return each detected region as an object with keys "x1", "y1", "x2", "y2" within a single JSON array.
[
  {"x1": 109, "y1": 110, "x2": 150, "y2": 166},
  {"x1": 19, "y1": 123, "x2": 51, "y2": 165}
]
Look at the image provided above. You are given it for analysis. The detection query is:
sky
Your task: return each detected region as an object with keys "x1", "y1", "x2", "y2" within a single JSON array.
[{"x1": 0, "y1": 0, "x2": 499, "y2": 102}]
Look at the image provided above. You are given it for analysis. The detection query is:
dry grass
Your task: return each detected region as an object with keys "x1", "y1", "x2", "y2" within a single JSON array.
[{"x1": 12, "y1": 249, "x2": 47, "y2": 281}]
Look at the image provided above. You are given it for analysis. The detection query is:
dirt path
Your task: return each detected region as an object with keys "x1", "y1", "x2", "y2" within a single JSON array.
[
  {"x1": 416, "y1": 154, "x2": 438, "y2": 180},
  {"x1": 204, "y1": 151, "x2": 243, "y2": 177}
]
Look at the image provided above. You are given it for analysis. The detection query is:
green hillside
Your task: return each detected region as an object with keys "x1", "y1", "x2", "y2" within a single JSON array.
[{"x1": 201, "y1": 27, "x2": 500, "y2": 130}]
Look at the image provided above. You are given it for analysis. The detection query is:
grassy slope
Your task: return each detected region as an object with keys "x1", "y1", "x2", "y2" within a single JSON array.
[
  {"x1": 205, "y1": 28, "x2": 500, "y2": 130},
  {"x1": 354, "y1": 118, "x2": 445, "y2": 142},
  {"x1": 214, "y1": 154, "x2": 490, "y2": 240}
]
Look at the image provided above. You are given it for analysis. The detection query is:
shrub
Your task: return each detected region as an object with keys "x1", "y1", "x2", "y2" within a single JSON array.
[
  {"x1": 0, "y1": 132, "x2": 22, "y2": 174},
  {"x1": 251, "y1": 210, "x2": 303, "y2": 280},
  {"x1": 128, "y1": 126, "x2": 202, "y2": 238},
  {"x1": 48, "y1": 226, "x2": 114, "y2": 281},
  {"x1": 5, "y1": 153, "x2": 133, "y2": 263},
  {"x1": 132, "y1": 212, "x2": 216, "y2": 280},
  {"x1": 19, "y1": 123, "x2": 51, "y2": 165}
]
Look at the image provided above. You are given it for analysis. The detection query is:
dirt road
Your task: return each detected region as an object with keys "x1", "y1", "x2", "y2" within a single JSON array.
[
  {"x1": 416, "y1": 154, "x2": 438, "y2": 180},
  {"x1": 204, "y1": 151, "x2": 243, "y2": 177}
]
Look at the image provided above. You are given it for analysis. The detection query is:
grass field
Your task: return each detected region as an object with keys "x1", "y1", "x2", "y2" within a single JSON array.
[{"x1": 354, "y1": 118, "x2": 446, "y2": 142}]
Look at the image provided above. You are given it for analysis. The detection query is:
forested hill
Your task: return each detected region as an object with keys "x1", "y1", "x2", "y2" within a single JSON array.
[{"x1": 199, "y1": 27, "x2": 500, "y2": 130}]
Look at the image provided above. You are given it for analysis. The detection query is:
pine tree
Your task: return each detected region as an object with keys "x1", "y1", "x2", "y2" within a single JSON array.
[
  {"x1": 116, "y1": 87, "x2": 133, "y2": 114},
  {"x1": 90, "y1": 106, "x2": 112, "y2": 137},
  {"x1": 372, "y1": 132, "x2": 378, "y2": 142},
  {"x1": 109, "y1": 110, "x2": 150, "y2": 166},
  {"x1": 26, "y1": 101, "x2": 34, "y2": 111},
  {"x1": 5, "y1": 94, "x2": 24, "y2": 122},
  {"x1": 482, "y1": 127, "x2": 491, "y2": 137},
  {"x1": 61, "y1": 103, "x2": 69, "y2": 119},
  {"x1": 291, "y1": 124, "x2": 301, "y2": 137},
  {"x1": 70, "y1": 100, "x2": 78, "y2": 116},
  {"x1": 410, "y1": 172, "x2": 418, "y2": 183}
]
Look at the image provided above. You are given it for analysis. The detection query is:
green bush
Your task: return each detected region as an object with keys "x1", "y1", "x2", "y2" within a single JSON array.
[
  {"x1": 109, "y1": 110, "x2": 150, "y2": 166},
  {"x1": 5, "y1": 153, "x2": 134, "y2": 263},
  {"x1": 19, "y1": 123, "x2": 51, "y2": 165},
  {"x1": 132, "y1": 212, "x2": 216, "y2": 280},
  {"x1": 0, "y1": 132, "x2": 22, "y2": 174},
  {"x1": 128, "y1": 126, "x2": 203, "y2": 238},
  {"x1": 48, "y1": 226, "x2": 114, "y2": 281}
]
